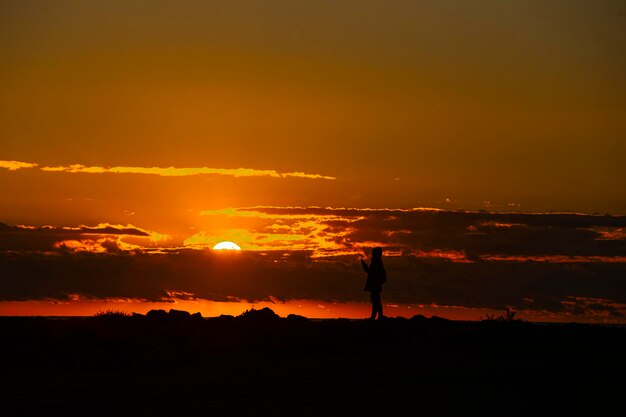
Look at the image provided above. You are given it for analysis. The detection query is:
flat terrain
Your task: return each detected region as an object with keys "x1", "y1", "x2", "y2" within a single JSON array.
[{"x1": 2, "y1": 309, "x2": 625, "y2": 416}]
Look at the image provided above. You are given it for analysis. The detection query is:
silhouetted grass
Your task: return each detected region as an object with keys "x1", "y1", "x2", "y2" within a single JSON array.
[{"x1": 94, "y1": 309, "x2": 130, "y2": 318}]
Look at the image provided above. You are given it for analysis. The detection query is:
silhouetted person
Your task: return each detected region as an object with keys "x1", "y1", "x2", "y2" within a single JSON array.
[{"x1": 361, "y1": 247, "x2": 386, "y2": 320}]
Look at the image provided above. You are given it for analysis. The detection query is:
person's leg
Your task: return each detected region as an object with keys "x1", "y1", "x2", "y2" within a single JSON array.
[
  {"x1": 376, "y1": 293, "x2": 383, "y2": 319},
  {"x1": 371, "y1": 291, "x2": 382, "y2": 319},
  {"x1": 369, "y1": 292, "x2": 377, "y2": 319}
]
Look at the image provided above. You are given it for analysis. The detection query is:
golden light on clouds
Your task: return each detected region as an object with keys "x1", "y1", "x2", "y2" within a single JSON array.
[
  {"x1": 190, "y1": 207, "x2": 367, "y2": 256},
  {"x1": 34, "y1": 162, "x2": 336, "y2": 179},
  {"x1": 184, "y1": 230, "x2": 251, "y2": 250},
  {"x1": 1, "y1": 160, "x2": 336, "y2": 180},
  {"x1": 0, "y1": 160, "x2": 38, "y2": 171},
  {"x1": 53, "y1": 237, "x2": 142, "y2": 254}
]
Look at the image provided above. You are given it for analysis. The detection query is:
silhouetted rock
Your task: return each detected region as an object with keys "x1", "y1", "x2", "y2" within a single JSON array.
[
  {"x1": 286, "y1": 313, "x2": 309, "y2": 323},
  {"x1": 238, "y1": 307, "x2": 280, "y2": 322},
  {"x1": 191, "y1": 312, "x2": 203, "y2": 319},
  {"x1": 410, "y1": 314, "x2": 428, "y2": 322},
  {"x1": 131, "y1": 312, "x2": 145, "y2": 318},
  {"x1": 168, "y1": 309, "x2": 191, "y2": 319},
  {"x1": 146, "y1": 309, "x2": 168, "y2": 319}
]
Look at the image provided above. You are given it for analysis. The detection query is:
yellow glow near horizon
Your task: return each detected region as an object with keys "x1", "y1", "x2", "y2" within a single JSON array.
[{"x1": 212, "y1": 241, "x2": 242, "y2": 251}]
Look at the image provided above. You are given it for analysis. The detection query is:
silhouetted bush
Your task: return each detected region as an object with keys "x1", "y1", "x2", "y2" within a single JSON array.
[{"x1": 480, "y1": 307, "x2": 524, "y2": 322}]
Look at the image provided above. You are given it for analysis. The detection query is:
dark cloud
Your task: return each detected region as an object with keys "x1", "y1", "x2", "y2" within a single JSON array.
[
  {"x1": 1, "y1": 208, "x2": 626, "y2": 320},
  {"x1": 1, "y1": 249, "x2": 626, "y2": 318},
  {"x1": 561, "y1": 297, "x2": 626, "y2": 318},
  {"x1": 0, "y1": 222, "x2": 151, "y2": 252},
  {"x1": 285, "y1": 208, "x2": 626, "y2": 257},
  {"x1": 240, "y1": 207, "x2": 626, "y2": 228},
  {"x1": 0, "y1": 222, "x2": 150, "y2": 236}
]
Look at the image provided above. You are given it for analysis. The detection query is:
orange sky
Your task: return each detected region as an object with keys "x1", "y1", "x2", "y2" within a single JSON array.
[{"x1": 1, "y1": 1, "x2": 625, "y2": 321}]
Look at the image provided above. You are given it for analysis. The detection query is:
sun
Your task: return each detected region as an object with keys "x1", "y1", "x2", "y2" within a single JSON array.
[{"x1": 212, "y1": 241, "x2": 242, "y2": 251}]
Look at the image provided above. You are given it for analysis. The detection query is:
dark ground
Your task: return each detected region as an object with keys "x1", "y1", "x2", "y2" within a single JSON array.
[{"x1": 2, "y1": 308, "x2": 625, "y2": 416}]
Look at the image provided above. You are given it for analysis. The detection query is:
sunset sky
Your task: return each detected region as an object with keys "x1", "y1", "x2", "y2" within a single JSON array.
[{"x1": 1, "y1": 1, "x2": 625, "y2": 321}]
